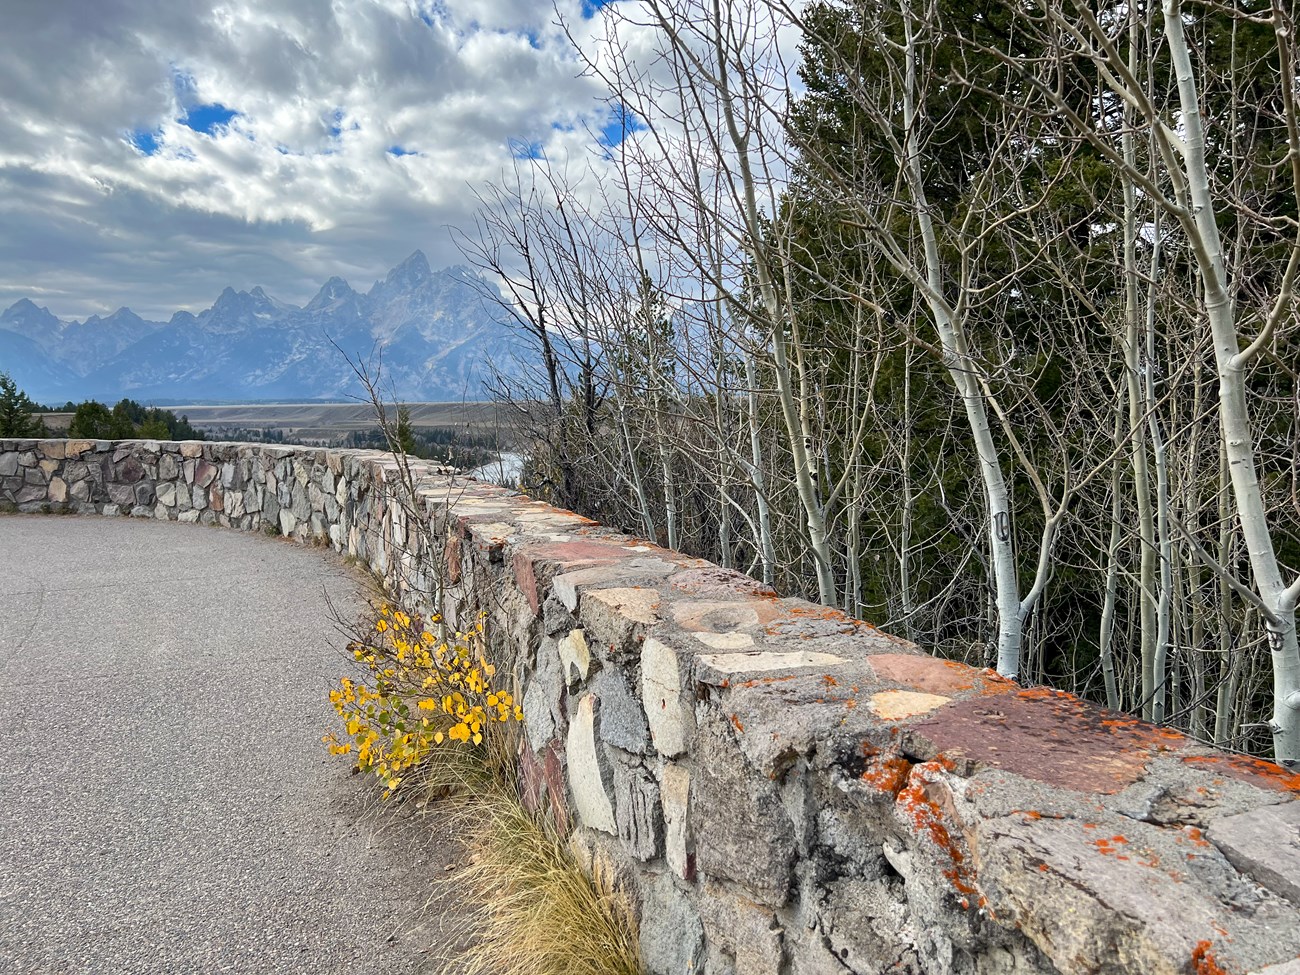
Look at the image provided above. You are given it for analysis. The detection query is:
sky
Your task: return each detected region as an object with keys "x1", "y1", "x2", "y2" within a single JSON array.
[{"x1": 0, "y1": 0, "x2": 627, "y2": 320}]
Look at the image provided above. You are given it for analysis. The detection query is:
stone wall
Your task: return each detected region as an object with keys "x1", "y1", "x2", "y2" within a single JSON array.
[{"x1": 4, "y1": 436, "x2": 1300, "y2": 975}]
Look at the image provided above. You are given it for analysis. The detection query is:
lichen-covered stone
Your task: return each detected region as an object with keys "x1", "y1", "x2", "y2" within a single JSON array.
[
  {"x1": 589, "y1": 670, "x2": 648, "y2": 754},
  {"x1": 639, "y1": 873, "x2": 705, "y2": 975}
]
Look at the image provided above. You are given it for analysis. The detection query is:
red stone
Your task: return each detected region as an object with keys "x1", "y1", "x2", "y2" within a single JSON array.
[
  {"x1": 544, "y1": 742, "x2": 568, "y2": 835},
  {"x1": 518, "y1": 738, "x2": 545, "y2": 815},
  {"x1": 869, "y1": 654, "x2": 1013, "y2": 697},
  {"x1": 906, "y1": 690, "x2": 1190, "y2": 795},
  {"x1": 445, "y1": 536, "x2": 462, "y2": 585},
  {"x1": 511, "y1": 540, "x2": 629, "y2": 614},
  {"x1": 1182, "y1": 754, "x2": 1300, "y2": 794}
]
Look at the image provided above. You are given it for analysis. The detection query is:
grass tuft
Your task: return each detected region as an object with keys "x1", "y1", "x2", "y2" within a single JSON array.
[{"x1": 417, "y1": 741, "x2": 641, "y2": 975}]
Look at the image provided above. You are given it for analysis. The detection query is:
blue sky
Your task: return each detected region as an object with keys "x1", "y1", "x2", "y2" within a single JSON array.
[{"x1": 0, "y1": 0, "x2": 635, "y2": 319}]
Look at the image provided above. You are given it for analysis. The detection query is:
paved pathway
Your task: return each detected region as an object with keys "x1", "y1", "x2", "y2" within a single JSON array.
[{"x1": 0, "y1": 517, "x2": 460, "y2": 975}]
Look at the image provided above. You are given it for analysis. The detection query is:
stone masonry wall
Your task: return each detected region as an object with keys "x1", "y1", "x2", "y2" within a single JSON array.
[{"x1": 4, "y1": 437, "x2": 1300, "y2": 975}]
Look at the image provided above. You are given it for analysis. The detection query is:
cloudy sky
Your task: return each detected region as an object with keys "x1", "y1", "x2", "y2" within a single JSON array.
[{"x1": 0, "y1": 0, "x2": 626, "y2": 320}]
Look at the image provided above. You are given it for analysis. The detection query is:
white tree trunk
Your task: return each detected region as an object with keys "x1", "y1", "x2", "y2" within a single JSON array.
[{"x1": 1164, "y1": 0, "x2": 1300, "y2": 764}]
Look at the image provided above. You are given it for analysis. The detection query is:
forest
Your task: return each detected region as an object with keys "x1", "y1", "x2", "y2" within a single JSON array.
[{"x1": 455, "y1": 0, "x2": 1300, "y2": 766}]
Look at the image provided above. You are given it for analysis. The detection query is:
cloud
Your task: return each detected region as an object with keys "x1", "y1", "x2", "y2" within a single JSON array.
[{"x1": 0, "y1": 0, "x2": 617, "y2": 319}]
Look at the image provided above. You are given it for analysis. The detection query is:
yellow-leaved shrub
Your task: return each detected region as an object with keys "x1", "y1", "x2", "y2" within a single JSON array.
[{"x1": 324, "y1": 603, "x2": 522, "y2": 795}]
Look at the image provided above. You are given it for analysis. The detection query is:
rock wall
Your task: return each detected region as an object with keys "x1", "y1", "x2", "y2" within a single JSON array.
[{"x1": 4, "y1": 437, "x2": 1300, "y2": 975}]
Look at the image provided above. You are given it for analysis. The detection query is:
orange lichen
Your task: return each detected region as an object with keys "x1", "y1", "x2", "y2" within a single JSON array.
[
  {"x1": 1177, "y1": 827, "x2": 1211, "y2": 850},
  {"x1": 823, "y1": 675, "x2": 839, "y2": 687},
  {"x1": 1191, "y1": 940, "x2": 1233, "y2": 975},
  {"x1": 730, "y1": 713, "x2": 745, "y2": 733},
  {"x1": 1183, "y1": 754, "x2": 1300, "y2": 793},
  {"x1": 738, "y1": 675, "x2": 797, "y2": 688},
  {"x1": 861, "y1": 755, "x2": 913, "y2": 796},
  {"x1": 1017, "y1": 686, "x2": 1078, "y2": 703},
  {"x1": 895, "y1": 760, "x2": 981, "y2": 903}
]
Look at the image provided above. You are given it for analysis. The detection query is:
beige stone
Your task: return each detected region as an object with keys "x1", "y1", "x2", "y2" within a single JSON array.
[
  {"x1": 642, "y1": 638, "x2": 691, "y2": 758},
  {"x1": 867, "y1": 689, "x2": 950, "y2": 720},
  {"x1": 558, "y1": 629, "x2": 590, "y2": 684},
  {"x1": 585, "y1": 587, "x2": 660, "y2": 624},
  {"x1": 661, "y1": 763, "x2": 692, "y2": 880},
  {"x1": 694, "y1": 631, "x2": 755, "y2": 650},
  {"x1": 697, "y1": 650, "x2": 846, "y2": 682},
  {"x1": 566, "y1": 694, "x2": 616, "y2": 834}
]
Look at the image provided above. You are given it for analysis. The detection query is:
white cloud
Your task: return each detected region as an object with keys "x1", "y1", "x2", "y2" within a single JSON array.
[{"x1": 0, "y1": 0, "x2": 617, "y2": 318}]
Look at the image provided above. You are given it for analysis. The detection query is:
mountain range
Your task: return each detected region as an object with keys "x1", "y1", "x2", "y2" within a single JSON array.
[{"x1": 0, "y1": 252, "x2": 521, "y2": 404}]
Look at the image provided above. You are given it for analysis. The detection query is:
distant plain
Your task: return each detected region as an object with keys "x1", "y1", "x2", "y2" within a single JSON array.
[{"x1": 41, "y1": 401, "x2": 516, "y2": 443}]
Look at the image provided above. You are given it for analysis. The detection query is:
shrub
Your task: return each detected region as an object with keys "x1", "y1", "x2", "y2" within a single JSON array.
[{"x1": 324, "y1": 603, "x2": 522, "y2": 795}]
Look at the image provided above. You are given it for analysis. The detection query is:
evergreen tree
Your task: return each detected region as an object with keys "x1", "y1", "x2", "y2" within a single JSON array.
[
  {"x1": 394, "y1": 405, "x2": 417, "y2": 456},
  {"x1": 0, "y1": 373, "x2": 44, "y2": 437}
]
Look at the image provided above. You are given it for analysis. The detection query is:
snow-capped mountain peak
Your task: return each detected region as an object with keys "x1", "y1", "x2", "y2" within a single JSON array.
[{"x1": 0, "y1": 254, "x2": 520, "y2": 402}]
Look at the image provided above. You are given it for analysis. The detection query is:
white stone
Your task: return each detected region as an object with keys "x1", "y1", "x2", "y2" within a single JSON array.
[
  {"x1": 552, "y1": 565, "x2": 613, "y2": 612},
  {"x1": 642, "y1": 638, "x2": 691, "y2": 758},
  {"x1": 279, "y1": 509, "x2": 297, "y2": 536},
  {"x1": 558, "y1": 629, "x2": 590, "y2": 684},
  {"x1": 696, "y1": 650, "x2": 847, "y2": 684},
  {"x1": 565, "y1": 694, "x2": 616, "y2": 834},
  {"x1": 584, "y1": 587, "x2": 660, "y2": 624},
  {"x1": 661, "y1": 763, "x2": 692, "y2": 880},
  {"x1": 694, "y1": 631, "x2": 755, "y2": 650},
  {"x1": 157, "y1": 482, "x2": 177, "y2": 507}
]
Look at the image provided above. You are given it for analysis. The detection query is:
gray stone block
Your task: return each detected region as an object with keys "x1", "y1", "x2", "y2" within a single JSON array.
[
  {"x1": 612, "y1": 753, "x2": 662, "y2": 861},
  {"x1": 1209, "y1": 801, "x2": 1300, "y2": 905},
  {"x1": 589, "y1": 670, "x2": 648, "y2": 754},
  {"x1": 639, "y1": 873, "x2": 705, "y2": 975},
  {"x1": 689, "y1": 711, "x2": 796, "y2": 906}
]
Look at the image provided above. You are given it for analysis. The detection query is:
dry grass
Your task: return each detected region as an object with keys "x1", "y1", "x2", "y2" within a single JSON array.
[{"x1": 412, "y1": 735, "x2": 641, "y2": 975}]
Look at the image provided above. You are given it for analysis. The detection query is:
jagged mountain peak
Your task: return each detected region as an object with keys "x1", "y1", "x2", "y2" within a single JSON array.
[
  {"x1": 4, "y1": 297, "x2": 44, "y2": 316},
  {"x1": 370, "y1": 250, "x2": 433, "y2": 296},
  {"x1": 395, "y1": 249, "x2": 431, "y2": 278},
  {"x1": 81, "y1": 307, "x2": 147, "y2": 328},
  {"x1": 2, "y1": 297, "x2": 60, "y2": 324},
  {"x1": 0, "y1": 252, "x2": 519, "y2": 402},
  {"x1": 306, "y1": 275, "x2": 360, "y2": 312}
]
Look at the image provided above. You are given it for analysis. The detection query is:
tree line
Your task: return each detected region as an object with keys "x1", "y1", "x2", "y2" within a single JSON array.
[
  {"x1": 458, "y1": 0, "x2": 1300, "y2": 766},
  {"x1": 0, "y1": 373, "x2": 204, "y2": 442}
]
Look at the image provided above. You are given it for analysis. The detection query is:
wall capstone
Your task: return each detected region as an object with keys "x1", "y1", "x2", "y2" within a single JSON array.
[{"x1": 4, "y1": 437, "x2": 1300, "y2": 975}]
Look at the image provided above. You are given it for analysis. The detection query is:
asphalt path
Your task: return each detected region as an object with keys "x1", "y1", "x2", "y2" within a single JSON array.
[{"x1": 0, "y1": 516, "x2": 462, "y2": 975}]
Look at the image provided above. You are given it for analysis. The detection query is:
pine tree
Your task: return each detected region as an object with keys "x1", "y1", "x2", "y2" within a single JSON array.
[{"x1": 0, "y1": 373, "x2": 44, "y2": 438}]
